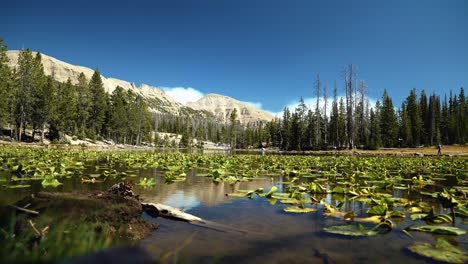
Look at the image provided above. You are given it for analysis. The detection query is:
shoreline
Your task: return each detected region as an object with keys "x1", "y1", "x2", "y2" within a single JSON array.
[{"x1": 0, "y1": 140, "x2": 466, "y2": 157}]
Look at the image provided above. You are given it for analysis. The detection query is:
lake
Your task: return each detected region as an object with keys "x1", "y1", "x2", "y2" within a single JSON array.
[{"x1": 1, "y1": 147, "x2": 467, "y2": 263}]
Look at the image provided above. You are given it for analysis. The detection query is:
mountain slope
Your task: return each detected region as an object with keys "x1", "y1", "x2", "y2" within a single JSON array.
[
  {"x1": 187, "y1": 94, "x2": 273, "y2": 125},
  {"x1": 6, "y1": 50, "x2": 183, "y2": 114},
  {"x1": 6, "y1": 50, "x2": 273, "y2": 124}
]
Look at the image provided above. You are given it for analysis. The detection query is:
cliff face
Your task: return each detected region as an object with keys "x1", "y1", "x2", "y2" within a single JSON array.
[
  {"x1": 6, "y1": 50, "x2": 182, "y2": 114},
  {"x1": 6, "y1": 50, "x2": 273, "y2": 124},
  {"x1": 187, "y1": 94, "x2": 273, "y2": 125}
]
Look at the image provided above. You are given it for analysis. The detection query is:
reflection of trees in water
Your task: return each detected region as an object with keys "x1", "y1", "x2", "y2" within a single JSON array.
[{"x1": 138, "y1": 169, "x2": 271, "y2": 207}]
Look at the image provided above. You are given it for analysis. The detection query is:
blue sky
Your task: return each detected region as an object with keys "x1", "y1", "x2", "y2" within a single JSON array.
[{"x1": 2, "y1": 0, "x2": 466, "y2": 114}]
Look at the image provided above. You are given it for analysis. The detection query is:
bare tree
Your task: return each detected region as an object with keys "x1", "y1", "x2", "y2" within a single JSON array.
[
  {"x1": 315, "y1": 74, "x2": 321, "y2": 148},
  {"x1": 344, "y1": 64, "x2": 356, "y2": 149},
  {"x1": 323, "y1": 80, "x2": 328, "y2": 145},
  {"x1": 358, "y1": 80, "x2": 368, "y2": 146}
]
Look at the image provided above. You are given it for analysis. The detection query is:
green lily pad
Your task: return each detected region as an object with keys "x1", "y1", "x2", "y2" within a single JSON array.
[
  {"x1": 260, "y1": 186, "x2": 277, "y2": 198},
  {"x1": 6, "y1": 184, "x2": 31, "y2": 189},
  {"x1": 367, "y1": 205, "x2": 387, "y2": 216},
  {"x1": 408, "y1": 225, "x2": 466, "y2": 235},
  {"x1": 390, "y1": 210, "x2": 406, "y2": 218},
  {"x1": 324, "y1": 224, "x2": 378, "y2": 237},
  {"x1": 283, "y1": 206, "x2": 316, "y2": 213},
  {"x1": 280, "y1": 198, "x2": 310, "y2": 204},
  {"x1": 410, "y1": 213, "x2": 428, "y2": 220},
  {"x1": 331, "y1": 186, "x2": 345, "y2": 194},
  {"x1": 408, "y1": 238, "x2": 468, "y2": 264},
  {"x1": 41, "y1": 177, "x2": 62, "y2": 187}
]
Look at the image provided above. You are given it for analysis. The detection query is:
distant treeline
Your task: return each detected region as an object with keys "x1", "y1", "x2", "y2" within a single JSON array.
[
  {"x1": 0, "y1": 38, "x2": 465, "y2": 149},
  {"x1": 264, "y1": 66, "x2": 466, "y2": 150}
]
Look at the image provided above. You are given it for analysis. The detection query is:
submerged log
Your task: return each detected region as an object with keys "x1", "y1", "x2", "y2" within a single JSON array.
[{"x1": 141, "y1": 202, "x2": 204, "y2": 223}]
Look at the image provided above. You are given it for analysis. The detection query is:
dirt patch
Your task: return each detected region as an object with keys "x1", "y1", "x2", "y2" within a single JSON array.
[{"x1": 0, "y1": 190, "x2": 158, "y2": 263}]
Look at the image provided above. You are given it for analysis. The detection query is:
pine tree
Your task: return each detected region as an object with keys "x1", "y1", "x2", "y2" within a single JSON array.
[
  {"x1": 419, "y1": 90, "x2": 429, "y2": 144},
  {"x1": 109, "y1": 86, "x2": 128, "y2": 142},
  {"x1": 15, "y1": 49, "x2": 35, "y2": 141},
  {"x1": 30, "y1": 53, "x2": 49, "y2": 141},
  {"x1": 0, "y1": 38, "x2": 11, "y2": 128},
  {"x1": 368, "y1": 105, "x2": 382, "y2": 149},
  {"x1": 380, "y1": 89, "x2": 398, "y2": 147},
  {"x1": 406, "y1": 88, "x2": 423, "y2": 146},
  {"x1": 399, "y1": 103, "x2": 412, "y2": 147},
  {"x1": 440, "y1": 95, "x2": 449, "y2": 144},
  {"x1": 280, "y1": 108, "x2": 291, "y2": 150},
  {"x1": 290, "y1": 112, "x2": 301, "y2": 150},
  {"x1": 458, "y1": 87, "x2": 466, "y2": 143},
  {"x1": 61, "y1": 79, "x2": 77, "y2": 134},
  {"x1": 75, "y1": 73, "x2": 91, "y2": 136},
  {"x1": 88, "y1": 69, "x2": 107, "y2": 137}
]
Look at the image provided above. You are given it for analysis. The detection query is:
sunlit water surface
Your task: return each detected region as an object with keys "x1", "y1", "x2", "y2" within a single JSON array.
[{"x1": 1, "y1": 155, "x2": 467, "y2": 264}]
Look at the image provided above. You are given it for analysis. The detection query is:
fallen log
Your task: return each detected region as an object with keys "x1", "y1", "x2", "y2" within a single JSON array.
[{"x1": 141, "y1": 202, "x2": 204, "y2": 223}]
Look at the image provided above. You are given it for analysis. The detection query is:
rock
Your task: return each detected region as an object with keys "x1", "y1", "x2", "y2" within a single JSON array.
[{"x1": 187, "y1": 93, "x2": 273, "y2": 125}]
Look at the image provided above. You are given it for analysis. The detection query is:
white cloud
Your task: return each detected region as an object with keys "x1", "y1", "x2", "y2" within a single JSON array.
[
  {"x1": 245, "y1": 101, "x2": 263, "y2": 109},
  {"x1": 162, "y1": 86, "x2": 204, "y2": 105}
]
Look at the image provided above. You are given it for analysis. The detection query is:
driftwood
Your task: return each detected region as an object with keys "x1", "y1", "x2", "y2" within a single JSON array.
[
  {"x1": 106, "y1": 183, "x2": 204, "y2": 223},
  {"x1": 12, "y1": 205, "x2": 39, "y2": 215},
  {"x1": 141, "y1": 202, "x2": 204, "y2": 223}
]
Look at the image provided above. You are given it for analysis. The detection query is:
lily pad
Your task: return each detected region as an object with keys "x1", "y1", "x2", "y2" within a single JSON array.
[
  {"x1": 6, "y1": 184, "x2": 31, "y2": 189},
  {"x1": 280, "y1": 198, "x2": 310, "y2": 204},
  {"x1": 283, "y1": 206, "x2": 316, "y2": 213},
  {"x1": 331, "y1": 186, "x2": 345, "y2": 194},
  {"x1": 408, "y1": 238, "x2": 468, "y2": 264},
  {"x1": 41, "y1": 177, "x2": 62, "y2": 187},
  {"x1": 367, "y1": 205, "x2": 387, "y2": 216},
  {"x1": 408, "y1": 225, "x2": 466, "y2": 235},
  {"x1": 324, "y1": 224, "x2": 378, "y2": 237}
]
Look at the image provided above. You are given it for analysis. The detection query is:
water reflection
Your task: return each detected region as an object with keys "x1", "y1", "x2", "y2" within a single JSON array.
[
  {"x1": 137, "y1": 169, "x2": 273, "y2": 208},
  {"x1": 162, "y1": 190, "x2": 200, "y2": 210}
]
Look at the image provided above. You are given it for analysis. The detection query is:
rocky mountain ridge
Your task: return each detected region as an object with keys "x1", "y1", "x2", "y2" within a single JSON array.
[
  {"x1": 6, "y1": 50, "x2": 273, "y2": 124},
  {"x1": 187, "y1": 94, "x2": 273, "y2": 125}
]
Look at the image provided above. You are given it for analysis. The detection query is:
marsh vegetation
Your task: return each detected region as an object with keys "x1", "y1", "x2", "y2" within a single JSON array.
[{"x1": 0, "y1": 147, "x2": 467, "y2": 263}]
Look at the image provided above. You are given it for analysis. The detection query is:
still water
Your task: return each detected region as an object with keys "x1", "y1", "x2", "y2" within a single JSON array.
[
  {"x1": 1, "y1": 156, "x2": 467, "y2": 263},
  {"x1": 135, "y1": 169, "x2": 465, "y2": 264}
]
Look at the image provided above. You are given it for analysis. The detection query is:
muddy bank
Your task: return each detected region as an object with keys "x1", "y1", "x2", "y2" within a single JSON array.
[{"x1": 0, "y1": 190, "x2": 158, "y2": 263}]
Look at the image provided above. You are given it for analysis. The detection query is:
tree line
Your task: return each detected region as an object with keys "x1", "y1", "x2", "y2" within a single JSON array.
[
  {"x1": 262, "y1": 66, "x2": 466, "y2": 150},
  {"x1": 0, "y1": 38, "x2": 465, "y2": 149}
]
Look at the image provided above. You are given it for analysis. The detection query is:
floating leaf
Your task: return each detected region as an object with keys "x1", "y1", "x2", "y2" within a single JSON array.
[
  {"x1": 6, "y1": 184, "x2": 31, "y2": 189},
  {"x1": 138, "y1": 177, "x2": 156, "y2": 186},
  {"x1": 408, "y1": 238, "x2": 468, "y2": 264},
  {"x1": 261, "y1": 186, "x2": 277, "y2": 198},
  {"x1": 390, "y1": 210, "x2": 406, "y2": 218},
  {"x1": 408, "y1": 225, "x2": 466, "y2": 235},
  {"x1": 367, "y1": 204, "x2": 387, "y2": 216},
  {"x1": 41, "y1": 177, "x2": 62, "y2": 187},
  {"x1": 280, "y1": 198, "x2": 309, "y2": 204},
  {"x1": 331, "y1": 186, "x2": 345, "y2": 194},
  {"x1": 324, "y1": 224, "x2": 378, "y2": 237},
  {"x1": 284, "y1": 206, "x2": 316, "y2": 213},
  {"x1": 410, "y1": 213, "x2": 428, "y2": 220}
]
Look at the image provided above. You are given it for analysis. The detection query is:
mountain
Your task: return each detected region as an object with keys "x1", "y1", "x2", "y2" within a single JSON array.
[
  {"x1": 187, "y1": 94, "x2": 273, "y2": 125},
  {"x1": 6, "y1": 50, "x2": 273, "y2": 124},
  {"x1": 6, "y1": 50, "x2": 184, "y2": 115}
]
